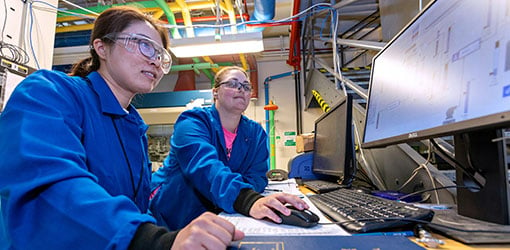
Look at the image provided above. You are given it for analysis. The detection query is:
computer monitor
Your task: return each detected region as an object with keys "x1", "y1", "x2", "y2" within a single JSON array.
[
  {"x1": 312, "y1": 94, "x2": 356, "y2": 186},
  {"x1": 362, "y1": 0, "x2": 510, "y2": 225}
]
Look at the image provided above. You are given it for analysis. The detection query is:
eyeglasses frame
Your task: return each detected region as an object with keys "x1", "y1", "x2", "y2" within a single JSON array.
[{"x1": 218, "y1": 79, "x2": 253, "y2": 92}]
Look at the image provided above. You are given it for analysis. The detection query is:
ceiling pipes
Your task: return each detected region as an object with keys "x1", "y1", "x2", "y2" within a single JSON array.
[{"x1": 55, "y1": 0, "x2": 275, "y2": 101}]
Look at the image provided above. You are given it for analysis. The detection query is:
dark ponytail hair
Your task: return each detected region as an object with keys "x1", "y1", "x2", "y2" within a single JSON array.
[{"x1": 69, "y1": 6, "x2": 169, "y2": 77}]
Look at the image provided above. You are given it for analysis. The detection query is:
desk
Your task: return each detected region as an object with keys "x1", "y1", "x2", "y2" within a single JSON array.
[{"x1": 299, "y1": 185, "x2": 510, "y2": 250}]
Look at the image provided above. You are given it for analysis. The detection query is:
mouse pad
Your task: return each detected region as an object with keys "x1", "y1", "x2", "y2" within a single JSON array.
[{"x1": 229, "y1": 235, "x2": 425, "y2": 250}]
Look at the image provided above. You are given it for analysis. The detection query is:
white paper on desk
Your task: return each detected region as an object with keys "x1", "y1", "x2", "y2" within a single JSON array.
[
  {"x1": 263, "y1": 178, "x2": 303, "y2": 197},
  {"x1": 219, "y1": 212, "x2": 349, "y2": 236},
  {"x1": 219, "y1": 194, "x2": 350, "y2": 236}
]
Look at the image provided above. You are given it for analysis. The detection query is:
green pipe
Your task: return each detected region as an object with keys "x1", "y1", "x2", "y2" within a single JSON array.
[
  {"x1": 217, "y1": 62, "x2": 234, "y2": 66},
  {"x1": 192, "y1": 58, "x2": 214, "y2": 83},
  {"x1": 269, "y1": 109, "x2": 276, "y2": 170},
  {"x1": 170, "y1": 63, "x2": 219, "y2": 72},
  {"x1": 153, "y1": 0, "x2": 181, "y2": 39}
]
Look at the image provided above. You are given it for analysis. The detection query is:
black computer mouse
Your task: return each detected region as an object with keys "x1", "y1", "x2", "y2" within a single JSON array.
[{"x1": 273, "y1": 206, "x2": 319, "y2": 228}]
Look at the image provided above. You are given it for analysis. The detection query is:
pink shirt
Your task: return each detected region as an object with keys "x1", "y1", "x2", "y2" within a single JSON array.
[{"x1": 223, "y1": 126, "x2": 237, "y2": 159}]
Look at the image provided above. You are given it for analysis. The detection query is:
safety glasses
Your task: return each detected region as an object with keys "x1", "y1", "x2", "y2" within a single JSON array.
[
  {"x1": 103, "y1": 32, "x2": 172, "y2": 74},
  {"x1": 218, "y1": 79, "x2": 252, "y2": 92}
]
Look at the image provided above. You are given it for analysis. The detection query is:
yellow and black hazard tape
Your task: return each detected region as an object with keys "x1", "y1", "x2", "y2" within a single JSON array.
[
  {"x1": 312, "y1": 89, "x2": 330, "y2": 113},
  {"x1": 340, "y1": 66, "x2": 371, "y2": 72}
]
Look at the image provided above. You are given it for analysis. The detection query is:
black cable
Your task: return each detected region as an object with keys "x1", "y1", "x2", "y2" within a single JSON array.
[
  {"x1": 319, "y1": 217, "x2": 510, "y2": 234},
  {"x1": 352, "y1": 166, "x2": 378, "y2": 190},
  {"x1": 111, "y1": 116, "x2": 144, "y2": 202},
  {"x1": 398, "y1": 185, "x2": 480, "y2": 201},
  {"x1": 430, "y1": 138, "x2": 484, "y2": 188}
]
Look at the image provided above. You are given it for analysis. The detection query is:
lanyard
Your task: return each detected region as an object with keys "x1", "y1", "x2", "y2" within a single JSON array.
[{"x1": 111, "y1": 116, "x2": 144, "y2": 202}]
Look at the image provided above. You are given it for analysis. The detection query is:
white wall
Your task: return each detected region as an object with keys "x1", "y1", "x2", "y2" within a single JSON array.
[{"x1": 243, "y1": 59, "x2": 324, "y2": 171}]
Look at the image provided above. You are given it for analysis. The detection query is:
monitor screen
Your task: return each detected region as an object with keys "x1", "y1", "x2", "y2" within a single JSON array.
[
  {"x1": 312, "y1": 95, "x2": 356, "y2": 186},
  {"x1": 361, "y1": 0, "x2": 510, "y2": 228},
  {"x1": 362, "y1": 0, "x2": 510, "y2": 149}
]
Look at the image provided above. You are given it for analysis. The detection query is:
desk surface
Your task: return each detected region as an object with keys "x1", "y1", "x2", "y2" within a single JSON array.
[{"x1": 298, "y1": 186, "x2": 510, "y2": 250}]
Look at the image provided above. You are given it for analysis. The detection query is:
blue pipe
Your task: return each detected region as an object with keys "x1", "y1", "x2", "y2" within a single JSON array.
[
  {"x1": 263, "y1": 70, "x2": 299, "y2": 133},
  {"x1": 249, "y1": 0, "x2": 276, "y2": 32},
  {"x1": 252, "y1": 0, "x2": 276, "y2": 21}
]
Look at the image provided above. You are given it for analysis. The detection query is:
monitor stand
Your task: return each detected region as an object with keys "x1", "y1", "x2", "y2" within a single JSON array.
[
  {"x1": 429, "y1": 207, "x2": 510, "y2": 244},
  {"x1": 454, "y1": 129, "x2": 510, "y2": 225}
]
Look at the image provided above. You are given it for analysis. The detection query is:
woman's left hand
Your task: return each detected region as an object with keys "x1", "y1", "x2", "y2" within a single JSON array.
[{"x1": 248, "y1": 193, "x2": 310, "y2": 223}]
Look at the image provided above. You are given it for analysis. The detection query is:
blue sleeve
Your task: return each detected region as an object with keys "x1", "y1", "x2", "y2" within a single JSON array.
[
  {"x1": 170, "y1": 110, "x2": 258, "y2": 213},
  {"x1": 237, "y1": 125, "x2": 269, "y2": 193},
  {"x1": 0, "y1": 71, "x2": 154, "y2": 249}
]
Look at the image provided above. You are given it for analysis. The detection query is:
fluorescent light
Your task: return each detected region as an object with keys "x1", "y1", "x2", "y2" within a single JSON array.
[{"x1": 169, "y1": 32, "x2": 264, "y2": 58}]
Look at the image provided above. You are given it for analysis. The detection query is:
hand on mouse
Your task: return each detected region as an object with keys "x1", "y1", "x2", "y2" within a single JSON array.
[
  {"x1": 248, "y1": 193, "x2": 309, "y2": 223},
  {"x1": 172, "y1": 212, "x2": 245, "y2": 249}
]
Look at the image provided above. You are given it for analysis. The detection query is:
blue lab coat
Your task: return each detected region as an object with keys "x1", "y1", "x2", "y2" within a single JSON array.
[
  {"x1": 150, "y1": 105, "x2": 269, "y2": 230},
  {"x1": 0, "y1": 70, "x2": 154, "y2": 249}
]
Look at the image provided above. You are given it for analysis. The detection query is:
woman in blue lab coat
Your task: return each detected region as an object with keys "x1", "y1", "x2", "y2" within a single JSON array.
[
  {"x1": 150, "y1": 66, "x2": 309, "y2": 230},
  {"x1": 0, "y1": 6, "x2": 243, "y2": 249}
]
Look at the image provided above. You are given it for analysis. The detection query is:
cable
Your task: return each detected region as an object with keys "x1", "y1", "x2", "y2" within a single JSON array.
[
  {"x1": 0, "y1": 0, "x2": 30, "y2": 65},
  {"x1": 398, "y1": 185, "x2": 479, "y2": 201},
  {"x1": 60, "y1": 0, "x2": 100, "y2": 16},
  {"x1": 352, "y1": 165, "x2": 378, "y2": 190},
  {"x1": 395, "y1": 140, "x2": 440, "y2": 204},
  {"x1": 352, "y1": 119, "x2": 386, "y2": 189},
  {"x1": 1, "y1": 0, "x2": 6, "y2": 41},
  {"x1": 28, "y1": 1, "x2": 40, "y2": 69},
  {"x1": 430, "y1": 138, "x2": 485, "y2": 188},
  {"x1": 319, "y1": 217, "x2": 510, "y2": 234}
]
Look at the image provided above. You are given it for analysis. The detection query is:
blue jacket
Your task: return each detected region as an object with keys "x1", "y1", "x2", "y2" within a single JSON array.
[
  {"x1": 0, "y1": 70, "x2": 154, "y2": 249},
  {"x1": 150, "y1": 105, "x2": 269, "y2": 230}
]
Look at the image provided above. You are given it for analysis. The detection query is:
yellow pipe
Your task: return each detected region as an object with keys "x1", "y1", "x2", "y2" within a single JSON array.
[
  {"x1": 239, "y1": 53, "x2": 248, "y2": 71},
  {"x1": 202, "y1": 56, "x2": 220, "y2": 73},
  {"x1": 175, "y1": 0, "x2": 194, "y2": 37},
  {"x1": 222, "y1": 0, "x2": 237, "y2": 34},
  {"x1": 56, "y1": 24, "x2": 94, "y2": 33},
  {"x1": 187, "y1": 1, "x2": 216, "y2": 9},
  {"x1": 152, "y1": 10, "x2": 165, "y2": 19},
  {"x1": 57, "y1": 15, "x2": 96, "y2": 22}
]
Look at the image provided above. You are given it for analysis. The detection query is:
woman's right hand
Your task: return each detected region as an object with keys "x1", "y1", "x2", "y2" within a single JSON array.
[{"x1": 172, "y1": 212, "x2": 244, "y2": 250}]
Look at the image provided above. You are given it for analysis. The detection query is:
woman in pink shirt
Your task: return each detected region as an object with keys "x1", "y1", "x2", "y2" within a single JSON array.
[{"x1": 150, "y1": 66, "x2": 309, "y2": 230}]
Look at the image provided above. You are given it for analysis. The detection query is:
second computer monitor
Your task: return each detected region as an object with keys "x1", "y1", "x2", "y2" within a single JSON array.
[{"x1": 312, "y1": 95, "x2": 356, "y2": 186}]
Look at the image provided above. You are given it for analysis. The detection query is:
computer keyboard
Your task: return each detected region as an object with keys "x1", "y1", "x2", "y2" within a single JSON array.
[
  {"x1": 308, "y1": 188, "x2": 434, "y2": 233},
  {"x1": 302, "y1": 179, "x2": 343, "y2": 193}
]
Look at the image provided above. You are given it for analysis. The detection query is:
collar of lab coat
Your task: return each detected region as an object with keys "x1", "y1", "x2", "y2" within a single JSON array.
[{"x1": 86, "y1": 71, "x2": 132, "y2": 116}]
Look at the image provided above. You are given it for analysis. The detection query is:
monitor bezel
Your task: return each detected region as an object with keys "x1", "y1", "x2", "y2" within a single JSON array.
[{"x1": 311, "y1": 94, "x2": 356, "y2": 185}]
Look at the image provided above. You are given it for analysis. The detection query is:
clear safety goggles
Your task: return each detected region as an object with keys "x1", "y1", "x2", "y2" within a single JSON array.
[
  {"x1": 218, "y1": 79, "x2": 252, "y2": 92},
  {"x1": 103, "y1": 32, "x2": 172, "y2": 74}
]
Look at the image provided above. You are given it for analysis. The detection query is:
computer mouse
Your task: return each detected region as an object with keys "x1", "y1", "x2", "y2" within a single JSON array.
[{"x1": 273, "y1": 206, "x2": 319, "y2": 228}]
